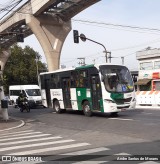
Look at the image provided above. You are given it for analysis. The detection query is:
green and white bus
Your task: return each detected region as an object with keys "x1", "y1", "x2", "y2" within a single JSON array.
[{"x1": 40, "y1": 63, "x2": 136, "y2": 116}]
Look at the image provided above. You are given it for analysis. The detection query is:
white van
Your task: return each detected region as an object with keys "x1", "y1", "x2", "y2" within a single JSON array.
[{"x1": 9, "y1": 85, "x2": 43, "y2": 108}]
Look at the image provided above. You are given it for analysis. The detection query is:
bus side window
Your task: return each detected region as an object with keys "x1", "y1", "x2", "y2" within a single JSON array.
[
  {"x1": 83, "y1": 71, "x2": 88, "y2": 87},
  {"x1": 40, "y1": 75, "x2": 45, "y2": 88},
  {"x1": 71, "y1": 71, "x2": 76, "y2": 87},
  {"x1": 79, "y1": 70, "x2": 88, "y2": 87},
  {"x1": 79, "y1": 71, "x2": 84, "y2": 87},
  {"x1": 75, "y1": 71, "x2": 79, "y2": 87},
  {"x1": 51, "y1": 74, "x2": 60, "y2": 88},
  {"x1": 51, "y1": 74, "x2": 55, "y2": 88}
]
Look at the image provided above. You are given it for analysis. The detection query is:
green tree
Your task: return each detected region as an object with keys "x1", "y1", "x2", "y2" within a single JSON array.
[{"x1": 3, "y1": 44, "x2": 47, "y2": 94}]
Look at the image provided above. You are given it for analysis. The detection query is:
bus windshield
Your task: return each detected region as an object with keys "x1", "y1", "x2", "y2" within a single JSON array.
[
  {"x1": 100, "y1": 65, "x2": 134, "y2": 93},
  {"x1": 25, "y1": 89, "x2": 41, "y2": 96}
]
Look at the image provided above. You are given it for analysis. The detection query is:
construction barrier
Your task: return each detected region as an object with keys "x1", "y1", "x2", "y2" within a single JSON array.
[{"x1": 136, "y1": 91, "x2": 160, "y2": 107}]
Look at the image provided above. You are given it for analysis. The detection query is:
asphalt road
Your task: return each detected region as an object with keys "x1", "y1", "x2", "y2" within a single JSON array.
[{"x1": 1, "y1": 106, "x2": 160, "y2": 164}]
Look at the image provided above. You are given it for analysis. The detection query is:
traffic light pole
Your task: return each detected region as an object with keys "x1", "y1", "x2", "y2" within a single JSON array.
[
  {"x1": 83, "y1": 37, "x2": 108, "y2": 63},
  {"x1": 73, "y1": 30, "x2": 109, "y2": 63}
]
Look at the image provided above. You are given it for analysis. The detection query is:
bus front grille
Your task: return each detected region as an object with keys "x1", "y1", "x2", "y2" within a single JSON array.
[{"x1": 114, "y1": 97, "x2": 132, "y2": 104}]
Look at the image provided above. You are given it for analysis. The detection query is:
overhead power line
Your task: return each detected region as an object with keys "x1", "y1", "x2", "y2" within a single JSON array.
[
  {"x1": 1, "y1": 3, "x2": 160, "y2": 34},
  {"x1": 0, "y1": 0, "x2": 23, "y2": 20},
  {"x1": 72, "y1": 19, "x2": 160, "y2": 34}
]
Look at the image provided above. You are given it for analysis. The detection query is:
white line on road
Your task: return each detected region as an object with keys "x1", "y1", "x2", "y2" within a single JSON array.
[
  {"x1": 72, "y1": 161, "x2": 108, "y2": 164},
  {"x1": 9, "y1": 143, "x2": 91, "y2": 155},
  {"x1": 0, "y1": 131, "x2": 42, "y2": 139},
  {"x1": 0, "y1": 139, "x2": 75, "y2": 152},
  {"x1": 11, "y1": 147, "x2": 110, "y2": 164},
  {"x1": 0, "y1": 136, "x2": 62, "y2": 146},
  {"x1": 61, "y1": 147, "x2": 110, "y2": 155},
  {"x1": 108, "y1": 118, "x2": 133, "y2": 121},
  {"x1": 140, "y1": 162, "x2": 160, "y2": 164},
  {"x1": 62, "y1": 147, "x2": 110, "y2": 164},
  {"x1": 0, "y1": 130, "x2": 34, "y2": 136},
  {"x1": 141, "y1": 112, "x2": 153, "y2": 115},
  {"x1": 114, "y1": 152, "x2": 131, "y2": 155},
  {"x1": 0, "y1": 133, "x2": 51, "y2": 142}
]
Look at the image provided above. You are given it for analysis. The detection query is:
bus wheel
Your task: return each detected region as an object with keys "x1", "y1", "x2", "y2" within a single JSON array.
[
  {"x1": 83, "y1": 101, "x2": 92, "y2": 117},
  {"x1": 110, "y1": 112, "x2": 118, "y2": 117},
  {"x1": 53, "y1": 100, "x2": 62, "y2": 114}
]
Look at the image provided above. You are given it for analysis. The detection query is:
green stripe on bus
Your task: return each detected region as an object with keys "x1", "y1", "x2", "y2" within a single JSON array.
[
  {"x1": 110, "y1": 93, "x2": 124, "y2": 100},
  {"x1": 76, "y1": 88, "x2": 92, "y2": 110},
  {"x1": 99, "y1": 99, "x2": 104, "y2": 112}
]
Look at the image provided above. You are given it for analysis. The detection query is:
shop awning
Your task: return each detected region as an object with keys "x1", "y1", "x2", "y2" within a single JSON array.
[{"x1": 134, "y1": 79, "x2": 151, "y2": 85}]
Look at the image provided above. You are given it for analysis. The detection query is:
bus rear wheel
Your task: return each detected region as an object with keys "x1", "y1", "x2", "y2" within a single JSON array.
[
  {"x1": 83, "y1": 101, "x2": 92, "y2": 117},
  {"x1": 53, "y1": 100, "x2": 62, "y2": 114}
]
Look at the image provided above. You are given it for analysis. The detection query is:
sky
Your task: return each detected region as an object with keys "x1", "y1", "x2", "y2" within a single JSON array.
[{"x1": 1, "y1": 0, "x2": 160, "y2": 71}]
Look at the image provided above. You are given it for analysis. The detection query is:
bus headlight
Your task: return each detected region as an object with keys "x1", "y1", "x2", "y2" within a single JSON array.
[{"x1": 104, "y1": 99, "x2": 115, "y2": 103}]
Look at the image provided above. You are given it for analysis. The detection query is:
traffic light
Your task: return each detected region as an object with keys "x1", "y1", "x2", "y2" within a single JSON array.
[
  {"x1": 16, "y1": 33, "x2": 24, "y2": 42},
  {"x1": 73, "y1": 30, "x2": 79, "y2": 43}
]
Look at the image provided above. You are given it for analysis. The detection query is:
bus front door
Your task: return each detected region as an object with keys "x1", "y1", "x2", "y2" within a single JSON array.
[
  {"x1": 45, "y1": 79, "x2": 51, "y2": 107},
  {"x1": 91, "y1": 75, "x2": 101, "y2": 111},
  {"x1": 62, "y1": 78, "x2": 72, "y2": 108}
]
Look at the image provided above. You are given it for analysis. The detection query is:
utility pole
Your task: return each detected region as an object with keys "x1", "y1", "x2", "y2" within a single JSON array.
[
  {"x1": 121, "y1": 57, "x2": 124, "y2": 65},
  {"x1": 93, "y1": 59, "x2": 96, "y2": 64},
  {"x1": 105, "y1": 51, "x2": 111, "y2": 63}
]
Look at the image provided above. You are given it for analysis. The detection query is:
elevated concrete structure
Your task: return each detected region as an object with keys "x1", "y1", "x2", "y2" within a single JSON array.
[
  {"x1": 26, "y1": 15, "x2": 71, "y2": 71},
  {"x1": 0, "y1": 0, "x2": 100, "y2": 71}
]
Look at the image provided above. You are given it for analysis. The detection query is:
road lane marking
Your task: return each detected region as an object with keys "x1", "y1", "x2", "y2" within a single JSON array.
[
  {"x1": 140, "y1": 162, "x2": 160, "y2": 164},
  {"x1": 72, "y1": 161, "x2": 108, "y2": 164},
  {"x1": 61, "y1": 147, "x2": 110, "y2": 155},
  {"x1": 0, "y1": 139, "x2": 75, "y2": 152},
  {"x1": 108, "y1": 118, "x2": 133, "y2": 121},
  {"x1": 10, "y1": 147, "x2": 111, "y2": 164},
  {"x1": 0, "y1": 130, "x2": 34, "y2": 136},
  {"x1": 0, "y1": 131, "x2": 42, "y2": 139},
  {"x1": 9, "y1": 143, "x2": 91, "y2": 155},
  {"x1": 62, "y1": 147, "x2": 110, "y2": 164},
  {"x1": 141, "y1": 112, "x2": 153, "y2": 115},
  {"x1": 0, "y1": 136, "x2": 62, "y2": 146},
  {"x1": 0, "y1": 134, "x2": 51, "y2": 142},
  {"x1": 114, "y1": 152, "x2": 131, "y2": 155}
]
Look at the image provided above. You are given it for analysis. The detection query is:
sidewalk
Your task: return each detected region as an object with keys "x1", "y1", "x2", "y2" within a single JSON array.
[{"x1": 0, "y1": 116, "x2": 25, "y2": 132}]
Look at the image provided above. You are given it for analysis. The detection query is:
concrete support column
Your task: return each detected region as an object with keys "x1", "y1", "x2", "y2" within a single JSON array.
[
  {"x1": 0, "y1": 50, "x2": 11, "y2": 71},
  {"x1": 26, "y1": 15, "x2": 71, "y2": 71},
  {"x1": 0, "y1": 50, "x2": 10, "y2": 120}
]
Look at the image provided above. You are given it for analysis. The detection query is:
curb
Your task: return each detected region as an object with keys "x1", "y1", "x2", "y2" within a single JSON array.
[{"x1": 0, "y1": 119, "x2": 25, "y2": 132}]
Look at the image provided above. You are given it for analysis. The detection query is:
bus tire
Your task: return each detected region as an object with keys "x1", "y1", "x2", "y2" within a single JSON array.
[
  {"x1": 83, "y1": 101, "x2": 92, "y2": 117},
  {"x1": 53, "y1": 100, "x2": 62, "y2": 114},
  {"x1": 110, "y1": 112, "x2": 118, "y2": 117}
]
